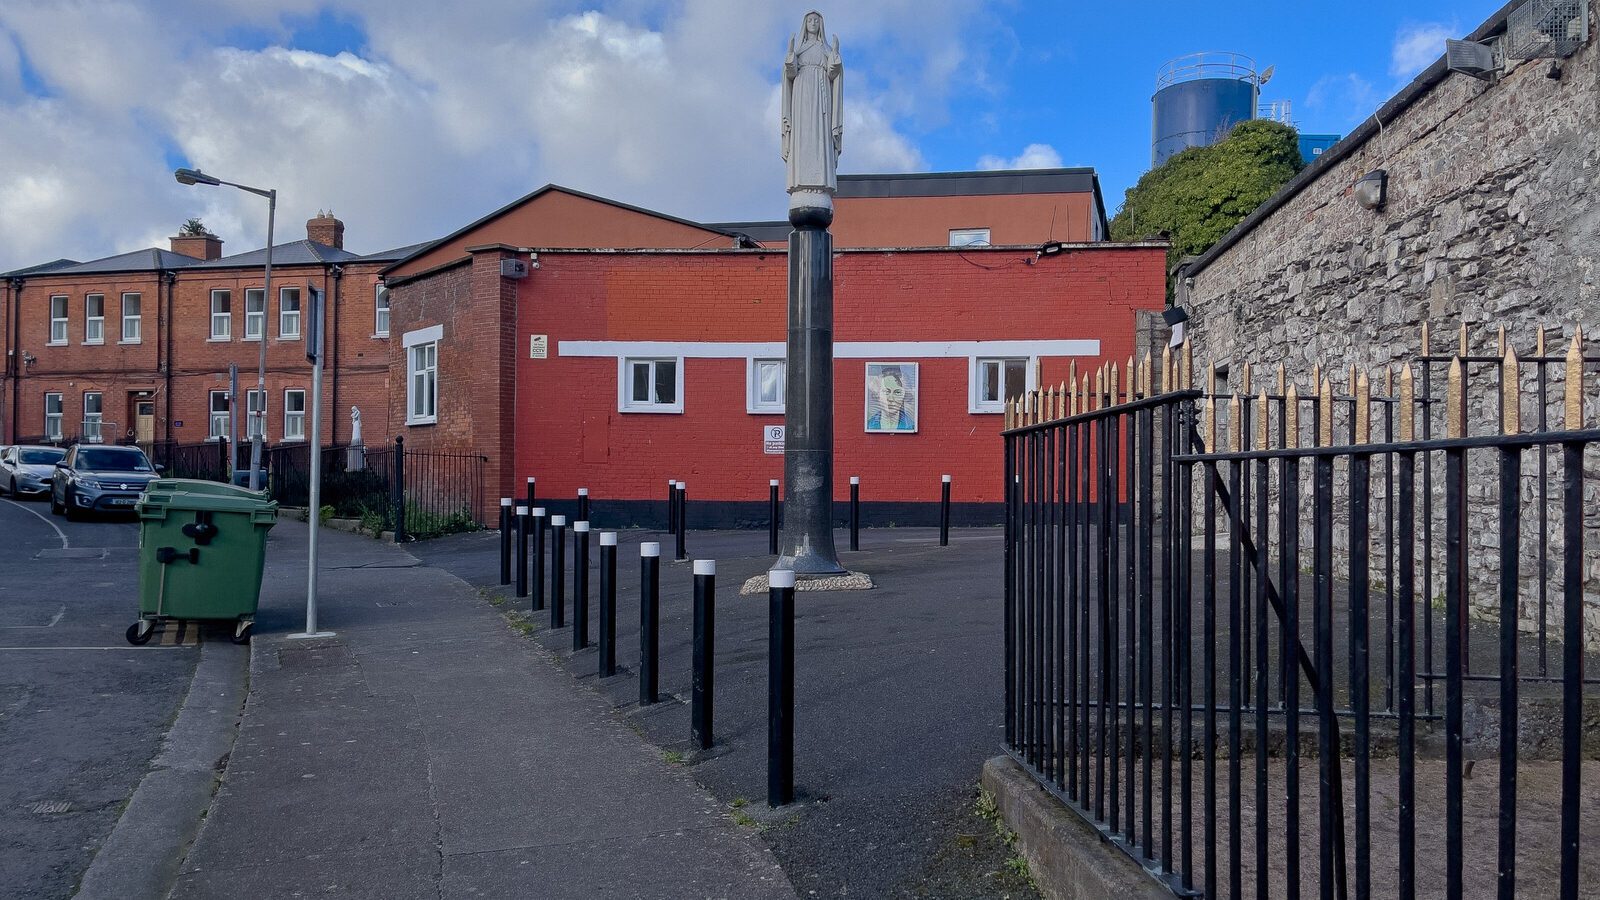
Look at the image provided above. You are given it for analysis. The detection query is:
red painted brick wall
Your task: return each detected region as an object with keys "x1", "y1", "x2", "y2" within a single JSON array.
[{"x1": 390, "y1": 243, "x2": 1166, "y2": 518}]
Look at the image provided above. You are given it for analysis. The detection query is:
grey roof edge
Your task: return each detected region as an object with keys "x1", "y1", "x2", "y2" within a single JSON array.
[
  {"x1": 835, "y1": 167, "x2": 1100, "y2": 200},
  {"x1": 2, "y1": 258, "x2": 80, "y2": 279},
  {"x1": 1178, "y1": 1, "x2": 1520, "y2": 280},
  {"x1": 377, "y1": 184, "x2": 736, "y2": 277},
  {"x1": 355, "y1": 240, "x2": 436, "y2": 263},
  {"x1": 185, "y1": 239, "x2": 362, "y2": 269},
  {"x1": 45, "y1": 248, "x2": 204, "y2": 276}
]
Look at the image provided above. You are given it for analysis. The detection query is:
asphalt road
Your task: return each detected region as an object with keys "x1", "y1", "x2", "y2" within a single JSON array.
[{"x1": 0, "y1": 497, "x2": 200, "y2": 899}]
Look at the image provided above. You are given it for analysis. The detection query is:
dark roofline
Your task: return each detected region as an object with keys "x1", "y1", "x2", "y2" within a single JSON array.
[
  {"x1": 377, "y1": 184, "x2": 735, "y2": 277},
  {"x1": 48, "y1": 248, "x2": 204, "y2": 277},
  {"x1": 2, "y1": 258, "x2": 80, "y2": 279},
  {"x1": 836, "y1": 167, "x2": 1107, "y2": 236},
  {"x1": 186, "y1": 239, "x2": 361, "y2": 269},
  {"x1": 1180, "y1": 1, "x2": 1520, "y2": 279}
]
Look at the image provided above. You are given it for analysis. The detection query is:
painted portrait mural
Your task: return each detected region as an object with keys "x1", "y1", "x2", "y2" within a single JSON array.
[{"x1": 865, "y1": 362, "x2": 918, "y2": 433}]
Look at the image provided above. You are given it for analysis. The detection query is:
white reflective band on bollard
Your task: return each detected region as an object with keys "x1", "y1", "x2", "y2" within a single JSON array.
[
  {"x1": 769, "y1": 569, "x2": 796, "y2": 589},
  {"x1": 578, "y1": 488, "x2": 589, "y2": 496},
  {"x1": 600, "y1": 532, "x2": 618, "y2": 546},
  {"x1": 850, "y1": 476, "x2": 859, "y2": 485},
  {"x1": 551, "y1": 515, "x2": 566, "y2": 526},
  {"x1": 533, "y1": 508, "x2": 547, "y2": 517},
  {"x1": 574, "y1": 521, "x2": 590, "y2": 532},
  {"x1": 693, "y1": 560, "x2": 716, "y2": 576},
  {"x1": 641, "y1": 542, "x2": 661, "y2": 557},
  {"x1": 942, "y1": 474, "x2": 952, "y2": 482},
  {"x1": 515, "y1": 506, "x2": 528, "y2": 516},
  {"x1": 500, "y1": 497, "x2": 512, "y2": 506}
]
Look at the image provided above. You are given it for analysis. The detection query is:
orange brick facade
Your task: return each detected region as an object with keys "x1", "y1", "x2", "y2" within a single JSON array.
[{"x1": 388, "y1": 244, "x2": 1167, "y2": 522}]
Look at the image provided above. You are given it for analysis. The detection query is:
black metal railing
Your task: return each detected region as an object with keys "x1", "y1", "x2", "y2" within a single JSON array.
[
  {"x1": 1002, "y1": 330, "x2": 1597, "y2": 899},
  {"x1": 262, "y1": 438, "x2": 484, "y2": 540}
]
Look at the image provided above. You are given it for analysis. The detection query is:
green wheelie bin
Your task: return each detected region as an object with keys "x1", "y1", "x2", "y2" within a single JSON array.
[{"x1": 128, "y1": 478, "x2": 278, "y2": 646}]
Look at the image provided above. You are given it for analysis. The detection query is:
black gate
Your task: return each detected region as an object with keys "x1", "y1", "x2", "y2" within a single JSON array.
[{"x1": 1002, "y1": 327, "x2": 1598, "y2": 899}]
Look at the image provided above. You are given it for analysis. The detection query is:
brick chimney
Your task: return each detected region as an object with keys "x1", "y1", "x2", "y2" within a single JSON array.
[
  {"x1": 306, "y1": 210, "x2": 345, "y2": 249},
  {"x1": 170, "y1": 231, "x2": 223, "y2": 260}
]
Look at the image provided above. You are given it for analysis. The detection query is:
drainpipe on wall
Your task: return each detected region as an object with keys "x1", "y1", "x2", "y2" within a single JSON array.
[
  {"x1": 161, "y1": 270, "x2": 176, "y2": 445},
  {"x1": 8, "y1": 277, "x2": 23, "y2": 443},
  {"x1": 329, "y1": 265, "x2": 342, "y2": 446}
]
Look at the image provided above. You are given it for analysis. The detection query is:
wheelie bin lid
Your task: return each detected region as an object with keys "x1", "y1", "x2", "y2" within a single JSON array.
[{"x1": 138, "y1": 478, "x2": 278, "y2": 521}]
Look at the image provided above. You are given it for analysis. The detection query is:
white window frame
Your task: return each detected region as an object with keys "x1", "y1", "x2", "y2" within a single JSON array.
[
  {"x1": 246, "y1": 388, "x2": 266, "y2": 441},
  {"x1": 968, "y1": 355, "x2": 1036, "y2": 414},
  {"x1": 120, "y1": 292, "x2": 141, "y2": 343},
  {"x1": 279, "y1": 286, "x2": 301, "y2": 339},
  {"x1": 283, "y1": 389, "x2": 307, "y2": 441},
  {"x1": 618, "y1": 357, "x2": 684, "y2": 414},
  {"x1": 375, "y1": 283, "x2": 390, "y2": 337},
  {"x1": 949, "y1": 227, "x2": 992, "y2": 247},
  {"x1": 404, "y1": 324, "x2": 442, "y2": 426},
  {"x1": 44, "y1": 392, "x2": 63, "y2": 441},
  {"x1": 746, "y1": 357, "x2": 785, "y2": 414},
  {"x1": 48, "y1": 295, "x2": 68, "y2": 345},
  {"x1": 208, "y1": 390, "x2": 230, "y2": 441},
  {"x1": 210, "y1": 290, "x2": 231, "y2": 340},
  {"x1": 82, "y1": 391, "x2": 103, "y2": 443},
  {"x1": 244, "y1": 288, "x2": 265, "y2": 341},
  {"x1": 84, "y1": 294, "x2": 105, "y2": 345}
]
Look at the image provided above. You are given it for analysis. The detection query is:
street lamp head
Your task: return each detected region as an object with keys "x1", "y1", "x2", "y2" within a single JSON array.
[{"x1": 174, "y1": 167, "x2": 220, "y2": 187}]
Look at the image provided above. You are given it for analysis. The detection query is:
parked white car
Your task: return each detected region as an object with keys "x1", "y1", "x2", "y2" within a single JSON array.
[{"x1": 1, "y1": 445, "x2": 68, "y2": 498}]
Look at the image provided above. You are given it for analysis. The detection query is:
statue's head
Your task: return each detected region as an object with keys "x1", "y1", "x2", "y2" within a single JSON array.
[{"x1": 803, "y1": 11, "x2": 823, "y2": 38}]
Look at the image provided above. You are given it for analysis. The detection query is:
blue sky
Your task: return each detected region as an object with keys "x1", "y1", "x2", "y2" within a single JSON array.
[{"x1": 0, "y1": 1, "x2": 1504, "y2": 270}]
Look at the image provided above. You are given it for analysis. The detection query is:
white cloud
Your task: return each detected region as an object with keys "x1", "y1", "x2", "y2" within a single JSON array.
[
  {"x1": 0, "y1": 1, "x2": 993, "y2": 271},
  {"x1": 1303, "y1": 72, "x2": 1381, "y2": 127},
  {"x1": 976, "y1": 142, "x2": 1062, "y2": 171},
  {"x1": 1391, "y1": 22, "x2": 1455, "y2": 79}
]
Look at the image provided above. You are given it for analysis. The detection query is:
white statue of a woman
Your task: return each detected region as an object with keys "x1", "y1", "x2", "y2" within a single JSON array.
[{"x1": 781, "y1": 11, "x2": 843, "y2": 219}]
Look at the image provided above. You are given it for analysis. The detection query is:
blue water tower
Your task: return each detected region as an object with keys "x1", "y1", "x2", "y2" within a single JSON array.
[{"x1": 1152, "y1": 52, "x2": 1264, "y2": 166}]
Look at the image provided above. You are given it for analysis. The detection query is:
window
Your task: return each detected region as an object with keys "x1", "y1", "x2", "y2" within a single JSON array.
[
  {"x1": 619, "y1": 357, "x2": 682, "y2": 413},
  {"x1": 44, "y1": 393, "x2": 63, "y2": 440},
  {"x1": 121, "y1": 292, "x2": 141, "y2": 342},
  {"x1": 970, "y1": 356, "x2": 1033, "y2": 413},
  {"x1": 283, "y1": 389, "x2": 307, "y2": 441},
  {"x1": 244, "y1": 288, "x2": 265, "y2": 340},
  {"x1": 82, "y1": 392, "x2": 103, "y2": 443},
  {"x1": 210, "y1": 290, "x2": 231, "y2": 339},
  {"x1": 279, "y1": 286, "x2": 301, "y2": 338},
  {"x1": 949, "y1": 228, "x2": 991, "y2": 247},
  {"x1": 246, "y1": 389, "x2": 266, "y2": 441},
  {"x1": 84, "y1": 294, "x2": 105, "y2": 344},
  {"x1": 209, "y1": 391, "x2": 230, "y2": 440},
  {"x1": 747, "y1": 358, "x2": 785, "y2": 414},
  {"x1": 375, "y1": 283, "x2": 390, "y2": 336},
  {"x1": 407, "y1": 342, "x2": 438, "y2": 424},
  {"x1": 48, "y1": 295, "x2": 68, "y2": 344}
]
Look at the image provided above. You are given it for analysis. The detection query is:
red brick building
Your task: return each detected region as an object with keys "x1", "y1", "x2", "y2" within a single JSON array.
[{"x1": 0, "y1": 214, "x2": 415, "y2": 451}]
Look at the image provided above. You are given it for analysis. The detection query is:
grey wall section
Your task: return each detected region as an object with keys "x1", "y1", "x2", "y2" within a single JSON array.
[
  {"x1": 1178, "y1": 1, "x2": 1600, "y2": 646},
  {"x1": 1151, "y1": 78, "x2": 1257, "y2": 166}
]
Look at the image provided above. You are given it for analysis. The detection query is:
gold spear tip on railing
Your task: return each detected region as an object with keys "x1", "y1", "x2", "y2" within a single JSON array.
[
  {"x1": 1203, "y1": 396, "x2": 1216, "y2": 450},
  {"x1": 1447, "y1": 355, "x2": 1466, "y2": 439},
  {"x1": 1004, "y1": 399, "x2": 1013, "y2": 430},
  {"x1": 1276, "y1": 361, "x2": 1286, "y2": 396},
  {"x1": 1226, "y1": 394, "x2": 1241, "y2": 451},
  {"x1": 1565, "y1": 326, "x2": 1583, "y2": 430},
  {"x1": 1459, "y1": 322, "x2": 1469, "y2": 357},
  {"x1": 1502, "y1": 344, "x2": 1520, "y2": 436},
  {"x1": 1255, "y1": 389, "x2": 1268, "y2": 450},
  {"x1": 1285, "y1": 383, "x2": 1300, "y2": 449},
  {"x1": 1384, "y1": 364, "x2": 1393, "y2": 396},
  {"x1": 1421, "y1": 321, "x2": 1431, "y2": 356},
  {"x1": 1111, "y1": 362, "x2": 1121, "y2": 407},
  {"x1": 1142, "y1": 351, "x2": 1153, "y2": 398},
  {"x1": 1537, "y1": 324, "x2": 1546, "y2": 358},
  {"x1": 1318, "y1": 377, "x2": 1333, "y2": 447},
  {"x1": 1160, "y1": 346, "x2": 1172, "y2": 394},
  {"x1": 1206, "y1": 361, "x2": 1216, "y2": 396},
  {"x1": 1497, "y1": 324, "x2": 1507, "y2": 357},
  {"x1": 1355, "y1": 371, "x2": 1371, "y2": 444},
  {"x1": 1181, "y1": 339, "x2": 1193, "y2": 390},
  {"x1": 1399, "y1": 363, "x2": 1415, "y2": 441}
]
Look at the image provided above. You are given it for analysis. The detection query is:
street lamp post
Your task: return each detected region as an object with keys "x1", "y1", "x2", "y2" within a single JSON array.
[{"x1": 174, "y1": 168, "x2": 274, "y2": 491}]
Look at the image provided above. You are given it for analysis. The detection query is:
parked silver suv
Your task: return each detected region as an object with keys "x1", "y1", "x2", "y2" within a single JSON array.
[
  {"x1": 50, "y1": 445, "x2": 159, "y2": 519},
  {"x1": 1, "y1": 445, "x2": 67, "y2": 497}
]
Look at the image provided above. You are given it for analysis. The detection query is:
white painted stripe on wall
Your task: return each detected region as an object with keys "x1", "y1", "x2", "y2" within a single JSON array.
[
  {"x1": 404, "y1": 323, "x2": 444, "y2": 348},
  {"x1": 558, "y1": 339, "x2": 1100, "y2": 359}
]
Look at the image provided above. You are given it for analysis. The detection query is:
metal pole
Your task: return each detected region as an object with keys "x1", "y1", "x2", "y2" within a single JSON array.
[
  {"x1": 248, "y1": 191, "x2": 274, "y2": 492},
  {"x1": 692, "y1": 559, "x2": 716, "y2": 750},
  {"x1": 301, "y1": 329, "x2": 325, "y2": 636},
  {"x1": 939, "y1": 474, "x2": 952, "y2": 546},
  {"x1": 599, "y1": 532, "x2": 617, "y2": 676},
  {"x1": 227, "y1": 363, "x2": 239, "y2": 481},
  {"x1": 392, "y1": 435, "x2": 406, "y2": 543},
  {"x1": 573, "y1": 521, "x2": 590, "y2": 649},
  {"x1": 768, "y1": 567, "x2": 796, "y2": 806},
  {"x1": 640, "y1": 542, "x2": 660, "y2": 704},
  {"x1": 550, "y1": 515, "x2": 566, "y2": 628},
  {"x1": 768, "y1": 479, "x2": 780, "y2": 555},
  {"x1": 849, "y1": 476, "x2": 860, "y2": 551},
  {"x1": 499, "y1": 497, "x2": 513, "y2": 585},
  {"x1": 577, "y1": 487, "x2": 589, "y2": 522},
  {"x1": 514, "y1": 505, "x2": 529, "y2": 598},
  {"x1": 525, "y1": 476, "x2": 536, "y2": 509},
  {"x1": 531, "y1": 508, "x2": 547, "y2": 611},
  {"x1": 667, "y1": 479, "x2": 677, "y2": 533},
  {"x1": 675, "y1": 481, "x2": 687, "y2": 561}
]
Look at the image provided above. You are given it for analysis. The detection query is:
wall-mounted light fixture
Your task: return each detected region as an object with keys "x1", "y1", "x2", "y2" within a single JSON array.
[{"x1": 1354, "y1": 169, "x2": 1388, "y2": 211}]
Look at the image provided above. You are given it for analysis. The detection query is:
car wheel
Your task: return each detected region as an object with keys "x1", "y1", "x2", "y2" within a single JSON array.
[
  {"x1": 62, "y1": 489, "x2": 80, "y2": 521},
  {"x1": 50, "y1": 489, "x2": 62, "y2": 516}
]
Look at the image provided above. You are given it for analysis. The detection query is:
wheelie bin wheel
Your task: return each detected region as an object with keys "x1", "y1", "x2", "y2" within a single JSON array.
[
  {"x1": 126, "y1": 622, "x2": 153, "y2": 646},
  {"x1": 231, "y1": 621, "x2": 253, "y2": 645}
]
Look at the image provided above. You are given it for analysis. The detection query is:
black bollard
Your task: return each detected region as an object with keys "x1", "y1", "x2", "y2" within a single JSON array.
[
  {"x1": 768, "y1": 568, "x2": 796, "y2": 806},
  {"x1": 573, "y1": 521, "x2": 590, "y2": 650},
  {"x1": 599, "y1": 532, "x2": 617, "y2": 677},
  {"x1": 514, "y1": 505, "x2": 529, "y2": 598},
  {"x1": 768, "y1": 479, "x2": 780, "y2": 555},
  {"x1": 525, "y1": 475, "x2": 536, "y2": 509},
  {"x1": 639, "y1": 542, "x2": 660, "y2": 704},
  {"x1": 577, "y1": 487, "x2": 589, "y2": 522},
  {"x1": 531, "y1": 508, "x2": 547, "y2": 611},
  {"x1": 675, "y1": 481, "x2": 688, "y2": 561},
  {"x1": 498, "y1": 497, "x2": 513, "y2": 585},
  {"x1": 692, "y1": 559, "x2": 716, "y2": 750},
  {"x1": 939, "y1": 474, "x2": 952, "y2": 546},
  {"x1": 550, "y1": 515, "x2": 567, "y2": 628},
  {"x1": 667, "y1": 479, "x2": 677, "y2": 533},
  {"x1": 849, "y1": 476, "x2": 860, "y2": 551}
]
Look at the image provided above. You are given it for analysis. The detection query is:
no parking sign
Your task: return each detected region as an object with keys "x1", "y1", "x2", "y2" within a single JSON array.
[{"x1": 763, "y1": 425, "x2": 785, "y2": 455}]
